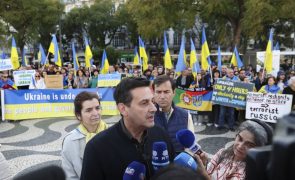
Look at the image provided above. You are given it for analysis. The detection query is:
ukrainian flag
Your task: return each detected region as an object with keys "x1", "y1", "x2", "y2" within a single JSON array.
[
  {"x1": 190, "y1": 38, "x2": 197, "y2": 69},
  {"x1": 84, "y1": 36, "x2": 93, "y2": 68},
  {"x1": 39, "y1": 44, "x2": 47, "y2": 65},
  {"x1": 138, "y1": 36, "x2": 148, "y2": 71},
  {"x1": 133, "y1": 47, "x2": 140, "y2": 65},
  {"x1": 265, "y1": 29, "x2": 273, "y2": 73},
  {"x1": 72, "y1": 42, "x2": 80, "y2": 71},
  {"x1": 230, "y1": 46, "x2": 243, "y2": 68},
  {"x1": 101, "y1": 49, "x2": 109, "y2": 74},
  {"x1": 48, "y1": 34, "x2": 62, "y2": 67},
  {"x1": 175, "y1": 36, "x2": 186, "y2": 73},
  {"x1": 201, "y1": 27, "x2": 210, "y2": 70},
  {"x1": 21, "y1": 48, "x2": 28, "y2": 67},
  {"x1": 10, "y1": 37, "x2": 20, "y2": 70},
  {"x1": 164, "y1": 32, "x2": 172, "y2": 69}
]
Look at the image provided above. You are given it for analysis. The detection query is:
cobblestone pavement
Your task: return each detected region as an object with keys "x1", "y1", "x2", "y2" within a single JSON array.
[{"x1": 0, "y1": 116, "x2": 236, "y2": 178}]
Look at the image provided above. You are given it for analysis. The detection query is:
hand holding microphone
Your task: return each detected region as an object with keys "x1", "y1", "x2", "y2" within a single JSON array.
[
  {"x1": 176, "y1": 129, "x2": 202, "y2": 155},
  {"x1": 173, "y1": 152, "x2": 198, "y2": 171},
  {"x1": 152, "y1": 141, "x2": 170, "y2": 171},
  {"x1": 123, "y1": 161, "x2": 146, "y2": 180}
]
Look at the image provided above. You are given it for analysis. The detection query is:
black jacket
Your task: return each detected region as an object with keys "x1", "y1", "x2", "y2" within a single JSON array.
[{"x1": 80, "y1": 120, "x2": 175, "y2": 180}]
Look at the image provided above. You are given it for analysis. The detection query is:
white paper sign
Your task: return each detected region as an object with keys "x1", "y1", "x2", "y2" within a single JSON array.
[
  {"x1": 246, "y1": 92, "x2": 293, "y2": 123},
  {"x1": 0, "y1": 58, "x2": 13, "y2": 71},
  {"x1": 256, "y1": 50, "x2": 280, "y2": 77},
  {"x1": 13, "y1": 70, "x2": 36, "y2": 86}
]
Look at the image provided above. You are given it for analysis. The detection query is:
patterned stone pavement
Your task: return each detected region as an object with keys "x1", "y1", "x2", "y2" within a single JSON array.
[{"x1": 0, "y1": 115, "x2": 236, "y2": 178}]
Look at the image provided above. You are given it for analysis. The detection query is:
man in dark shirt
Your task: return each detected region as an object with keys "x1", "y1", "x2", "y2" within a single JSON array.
[
  {"x1": 283, "y1": 76, "x2": 295, "y2": 111},
  {"x1": 80, "y1": 78, "x2": 174, "y2": 180}
]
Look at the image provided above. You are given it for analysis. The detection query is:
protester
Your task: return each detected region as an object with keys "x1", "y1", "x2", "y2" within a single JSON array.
[
  {"x1": 276, "y1": 71, "x2": 288, "y2": 91},
  {"x1": 258, "y1": 76, "x2": 281, "y2": 94},
  {"x1": 88, "y1": 69, "x2": 99, "y2": 88},
  {"x1": 61, "y1": 91, "x2": 107, "y2": 180},
  {"x1": 74, "y1": 70, "x2": 88, "y2": 88},
  {"x1": 80, "y1": 78, "x2": 174, "y2": 180},
  {"x1": 176, "y1": 69, "x2": 194, "y2": 89},
  {"x1": 218, "y1": 68, "x2": 239, "y2": 131},
  {"x1": 65, "y1": 73, "x2": 75, "y2": 89},
  {"x1": 29, "y1": 71, "x2": 46, "y2": 89},
  {"x1": 0, "y1": 72, "x2": 16, "y2": 89},
  {"x1": 195, "y1": 120, "x2": 273, "y2": 180},
  {"x1": 153, "y1": 75, "x2": 195, "y2": 152},
  {"x1": 283, "y1": 76, "x2": 295, "y2": 110}
]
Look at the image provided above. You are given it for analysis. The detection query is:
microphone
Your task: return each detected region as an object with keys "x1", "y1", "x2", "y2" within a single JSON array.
[
  {"x1": 152, "y1": 141, "x2": 170, "y2": 171},
  {"x1": 123, "y1": 161, "x2": 146, "y2": 180},
  {"x1": 14, "y1": 165, "x2": 65, "y2": 180},
  {"x1": 176, "y1": 129, "x2": 202, "y2": 154},
  {"x1": 174, "y1": 152, "x2": 198, "y2": 171}
]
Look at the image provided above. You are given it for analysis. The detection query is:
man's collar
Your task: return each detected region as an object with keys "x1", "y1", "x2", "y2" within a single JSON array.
[{"x1": 120, "y1": 119, "x2": 147, "y2": 143}]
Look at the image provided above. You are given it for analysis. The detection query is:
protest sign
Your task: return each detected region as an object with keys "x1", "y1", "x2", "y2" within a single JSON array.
[
  {"x1": 246, "y1": 92, "x2": 293, "y2": 123},
  {"x1": 212, "y1": 79, "x2": 254, "y2": 109},
  {"x1": 45, "y1": 75, "x2": 63, "y2": 89},
  {"x1": 173, "y1": 88, "x2": 213, "y2": 111},
  {"x1": 2, "y1": 88, "x2": 119, "y2": 121},
  {"x1": 13, "y1": 70, "x2": 35, "y2": 86},
  {"x1": 0, "y1": 58, "x2": 13, "y2": 71},
  {"x1": 97, "y1": 74, "x2": 121, "y2": 87}
]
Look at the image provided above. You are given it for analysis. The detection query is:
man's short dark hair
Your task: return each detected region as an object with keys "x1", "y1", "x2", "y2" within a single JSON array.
[
  {"x1": 74, "y1": 91, "x2": 100, "y2": 119},
  {"x1": 152, "y1": 75, "x2": 176, "y2": 91},
  {"x1": 113, "y1": 77, "x2": 150, "y2": 106}
]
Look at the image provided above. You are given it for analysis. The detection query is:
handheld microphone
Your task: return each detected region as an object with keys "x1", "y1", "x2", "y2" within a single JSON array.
[
  {"x1": 173, "y1": 152, "x2": 198, "y2": 171},
  {"x1": 152, "y1": 141, "x2": 170, "y2": 171},
  {"x1": 176, "y1": 129, "x2": 202, "y2": 154},
  {"x1": 123, "y1": 161, "x2": 146, "y2": 180}
]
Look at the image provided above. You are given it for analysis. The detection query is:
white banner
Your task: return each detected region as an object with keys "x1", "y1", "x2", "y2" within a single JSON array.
[
  {"x1": 246, "y1": 92, "x2": 293, "y2": 123},
  {"x1": 0, "y1": 58, "x2": 13, "y2": 71},
  {"x1": 256, "y1": 50, "x2": 280, "y2": 77},
  {"x1": 13, "y1": 70, "x2": 35, "y2": 86}
]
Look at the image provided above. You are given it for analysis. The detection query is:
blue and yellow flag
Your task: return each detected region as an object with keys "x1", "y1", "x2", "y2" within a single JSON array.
[
  {"x1": 39, "y1": 44, "x2": 47, "y2": 65},
  {"x1": 10, "y1": 37, "x2": 20, "y2": 70},
  {"x1": 72, "y1": 42, "x2": 80, "y2": 71},
  {"x1": 48, "y1": 34, "x2": 62, "y2": 67},
  {"x1": 201, "y1": 27, "x2": 210, "y2": 70},
  {"x1": 265, "y1": 29, "x2": 273, "y2": 73},
  {"x1": 101, "y1": 49, "x2": 109, "y2": 74},
  {"x1": 84, "y1": 36, "x2": 93, "y2": 68},
  {"x1": 217, "y1": 45, "x2": 222, "y2": 72},
  {"x1": 138, "y1": 36, "x2": 148, "y2": 71},
  {"x1": 190, "y1": 38, "x2": 197, "y2": 69},
  {"x1": 274, "y1": 41, "x2": 280, "y2": 51},
  {"x1": 164, "y1": 32, "x2": 172, "y2": 69},
  {"x1": 175, "y1": 36, "x2": 187, "y2": 73},
  {"x1": 133, "y1": 46, "x2": 141, "y2": 65},
  {"x1": 21, "y1": 48, "x2": 28, "y2": 67},
  {"x1": 230, "y1": 46, "x2": 243, "y2": 68}
]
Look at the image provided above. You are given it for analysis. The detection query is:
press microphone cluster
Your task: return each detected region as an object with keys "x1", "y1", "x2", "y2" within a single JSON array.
[
  {"x1": 176, "y1": 129, "x2": 202, "y2": 154},
  {"x1": 152, "y1": 141, "x2": 170, "y2": 171}
]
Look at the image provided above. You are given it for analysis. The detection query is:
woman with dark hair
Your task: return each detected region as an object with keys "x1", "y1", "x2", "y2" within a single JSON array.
[
  {"x1": 195, "y1": 120, "x2": 273, "y2": 180},
  {"x1": 258, "y1": 76, "x2": 281, "y2": 94},
  {"x1": 74, "y1": 70, "x2": 88, "y2": 88},
  {"x1": 276, "y1": 71, "x2": 288, "y2": 91}
]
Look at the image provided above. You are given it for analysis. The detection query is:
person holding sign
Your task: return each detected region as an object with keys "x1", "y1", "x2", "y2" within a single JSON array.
[
  {"x1": 29, "y1": 71, "x2": 46, "y2": 89},
  {"x1": 61, "y1": 91, "x2": 107, "y2": 180},
  {"x1": 74, "y1": 70, "x2": 88, "y2": 89},
  {"x1": 258, "y1": 76, "x2": 281, "y2": 94}
]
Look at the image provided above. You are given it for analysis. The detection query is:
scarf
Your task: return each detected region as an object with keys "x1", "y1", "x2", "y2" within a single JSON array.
[
  {"x1": 266, "y1": 85, "x2": 280, "y2": 93},
  {"x1": 77, "y1": 121, "x2": 107, "y2": 143}
]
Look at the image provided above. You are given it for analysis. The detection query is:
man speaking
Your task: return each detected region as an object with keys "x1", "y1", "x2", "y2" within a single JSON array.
[{"x1": 80, "y1": 78, "x2": 174, "y2": 180}]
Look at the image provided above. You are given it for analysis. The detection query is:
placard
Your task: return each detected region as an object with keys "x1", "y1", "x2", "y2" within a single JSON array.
[
  {"x1": 246, "y1": 92, "x2": 293, "y2": 123},
  {"x1": 212, "y1": 79, "x2": 254, "y2": 109},
  {"x1": 256, "y1": 50, "x2": 280, "y2": 77},
  {"x1": 13, "y1": 70, "x2": 35, "y2": 86},
  {"x1": 44, "y1": 75, "x2": 63, "y2": 89},
  {"x1": 0, "y1": 58, "x2": 13, "y2": 71},
  {"x1": 97, "y1": 74, "x2": 121, "y2": 87}
]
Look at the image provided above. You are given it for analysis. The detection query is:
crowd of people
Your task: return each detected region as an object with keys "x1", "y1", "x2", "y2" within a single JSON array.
[{"x1": 0, "y1": 58, "x2": 295, "y2": 179}]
